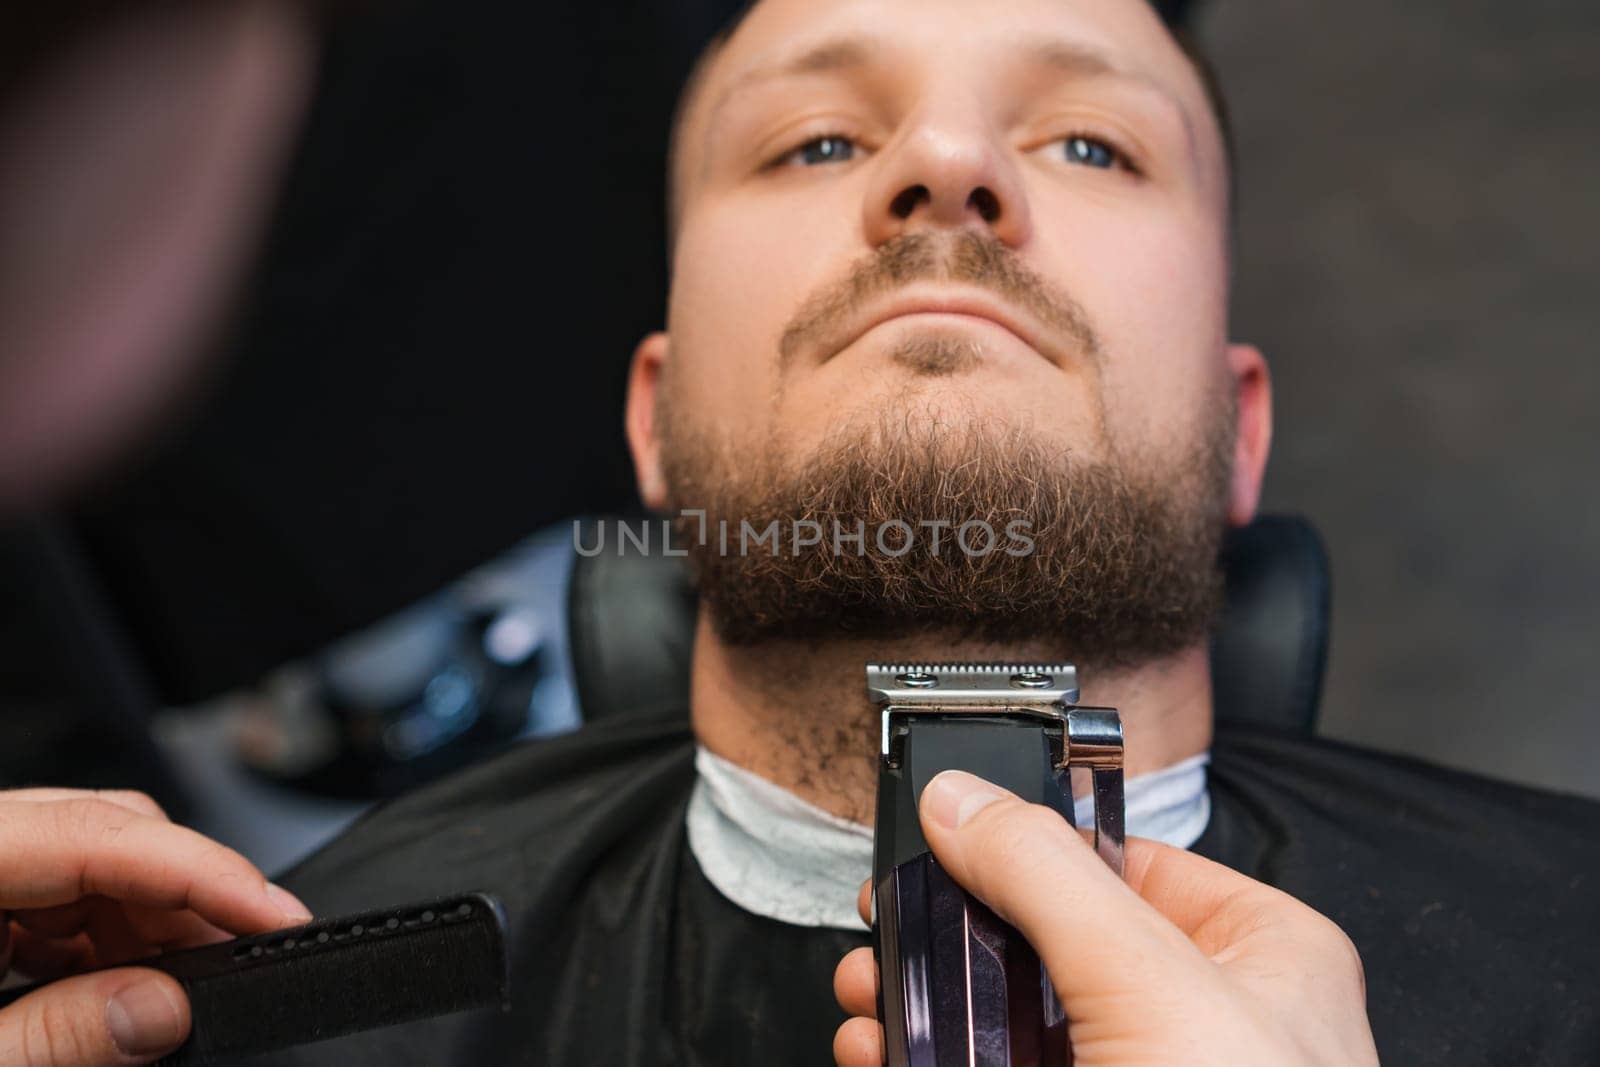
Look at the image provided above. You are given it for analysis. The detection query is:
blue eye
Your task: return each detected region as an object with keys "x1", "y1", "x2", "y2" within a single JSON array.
[
  {"x1": 1059, "y1": 135, "x2": 1119, "y2": 169},
  {"x1": 784, "y1": 134, "x2": 857, "y2": 167}
]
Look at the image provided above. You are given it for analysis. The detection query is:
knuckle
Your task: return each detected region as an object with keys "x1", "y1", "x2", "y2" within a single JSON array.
[
  {"x1": 200, "y1": 837, "x2": 249, "y2": 873},
  {"x1": 970, "y1": 801, "x2": 1065, "y2": 870},
  {"x1": 50, "y1": 798, "x2": 107, "y2": 847},
  {"x1": 1330, "y1": 926, "x2": 1367, "y2": 993},
  {"x1": 1009, "y1": 801, "x2": 1071, "y2": 843},
  {"x1": 50, "y1": 798, "x2": 137, "y2": 864},
  {"x1": 56, "y1": 797, "x2": 115, "y2": 834},
  {"x1": 1301, "y1": 914, "x2": 1366, "y2": 989},
  {"x1": 193, "y1": 837, "x2": 262, "y2": 888},
  {"x1": 25, "y1": 995, "x2": 99, "y2": 1065},
  {"x1": 98, "y1": 790, "x2": 166, "y2": 821}
]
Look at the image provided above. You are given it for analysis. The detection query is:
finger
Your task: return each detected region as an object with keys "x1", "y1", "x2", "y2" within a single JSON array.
[
  {"x1": 917, "y1": 771, "x2": 1213, "y2": 1005},
  {"x1": 832, "y1": 1016, "x2": 883, "y2": 1067},
  {"x1": 0, "y1": 967, "x2": 189, "y2": 1065},
  {"x1": 0, "y1": 799, "x2": 311, "y2": 935},
  {"x1": 1117, "y1": 835, "x2": 1333, "y2": 954},
  {"x1": 857, "y1": 880, "x2": 871, "y2": 928},
  {"x1": 1, "y1": 790, "x2": 168, "y2": 822},
  {"x1": 21, "y1": 900, "x2": 146, "y2": 972},
  {"x1": 83, "y1": 901, "x2": 231, "y2": 968},
  {"x1": 833, "y1": 946, "x2": 879, "y2": 1019},
  {"x1": 16, "y1": 898, "x2": 231, "y2": 957},
  {"x1": 12, "y1": 899, "x2": 101, "y2": 941},
  {"x1": 5, "y1": 928, "x2": 97, "y2": 982},
  {"x1": 114, "y1": 907, "x2": 233, "y2": 955}
]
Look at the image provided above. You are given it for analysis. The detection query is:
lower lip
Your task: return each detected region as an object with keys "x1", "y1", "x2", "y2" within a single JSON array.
[{"x1": 860, "y1": 311, "x2": 1035, "y2": 349}]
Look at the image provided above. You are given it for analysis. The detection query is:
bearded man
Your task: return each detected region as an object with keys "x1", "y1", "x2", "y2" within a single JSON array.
[{"x1": 2, "y1": 0, "x2": 1597, "y2": 1065}]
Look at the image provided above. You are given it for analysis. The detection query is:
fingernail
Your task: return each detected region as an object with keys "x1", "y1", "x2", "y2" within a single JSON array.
[
  {"x1": 921, "y1": 770, "x2": 1007, "y2": 830},
  {"x1": 107, "y1": 978, "x2": 184, "y2": 1056},
  {"x1": 266, "y1": 883, "x2": 312, "y2": 923}
]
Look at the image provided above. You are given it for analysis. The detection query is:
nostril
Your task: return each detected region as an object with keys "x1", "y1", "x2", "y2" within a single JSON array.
[
  {"x1": 890, "y1": 184, "x2": 930, "y2": 218},
  {"x1": 968, "y1": 187, "x2": 1000, "y2": 223}
]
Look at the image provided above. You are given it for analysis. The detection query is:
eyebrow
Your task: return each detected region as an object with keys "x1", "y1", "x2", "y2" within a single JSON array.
[
  {"x1": 705, "y1": 32, "x2": 1194, "y2": 142},
  {"x1": 713, "y1": 36, "x2": 875, "y2": 113},
  {"x1": 704, "y1": 36, "x2": 875, "y2": 140},
  {"x1": 1026, "y1": 38, "x2": 1197, "y2": 149},
  {"x1": 1027, "y1": 39, "x2": 1131, "y2": 83}
]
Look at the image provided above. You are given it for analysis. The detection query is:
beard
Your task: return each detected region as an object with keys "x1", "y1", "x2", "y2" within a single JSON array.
[{"x1": 657, "y1": 390, "x2": 1236, "y2": 672}]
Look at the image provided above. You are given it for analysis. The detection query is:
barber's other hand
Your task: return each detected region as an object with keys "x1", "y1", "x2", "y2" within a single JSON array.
[
  {"x1": 0, "y1": 788, "x2": 312, "y2": 1066},
  {"x1": 833, "y1": 770, "x2": 1379, "y2": 1067}
]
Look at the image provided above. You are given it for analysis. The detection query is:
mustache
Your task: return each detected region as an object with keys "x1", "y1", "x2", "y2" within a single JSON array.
[{"x1": 777, "y1": 229, "x2": 1103, "y2": 368}]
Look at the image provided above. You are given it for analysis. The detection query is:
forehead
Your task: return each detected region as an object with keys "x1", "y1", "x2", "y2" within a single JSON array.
[{"x1": 678, "y1": 0, "x2": 1223, "y2": 193}]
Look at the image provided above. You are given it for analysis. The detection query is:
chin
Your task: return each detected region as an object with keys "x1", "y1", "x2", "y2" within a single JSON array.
[
  {"x1": 776, "y1": 384, "x2": 1097, "y2": 472},
  {"x1": 776, "y1": 326, "x2": 1100, "y2": 453}
]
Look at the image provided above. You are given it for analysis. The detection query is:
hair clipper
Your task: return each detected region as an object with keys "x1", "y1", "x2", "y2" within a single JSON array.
[{"x1": 869, "y1": 663, "x2": 1124, "y2": 1066}]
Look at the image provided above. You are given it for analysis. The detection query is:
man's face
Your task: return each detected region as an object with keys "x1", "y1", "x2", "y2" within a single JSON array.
[
  {"x1": 651, "y1": 0, "x2": 1239, "y2": 471},
  {"x1": 627, "y1": 0, "x2": 1270, "y2": 653}
]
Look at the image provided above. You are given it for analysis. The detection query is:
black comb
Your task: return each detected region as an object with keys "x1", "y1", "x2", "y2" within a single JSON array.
[{"x1": 0, "y1": 891, "x2": 508, "y2": 1064}]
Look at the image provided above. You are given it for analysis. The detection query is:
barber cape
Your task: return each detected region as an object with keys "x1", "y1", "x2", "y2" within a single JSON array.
[{"x1": 259, "y1": 712, "x2": 1600, "y2": 1067}]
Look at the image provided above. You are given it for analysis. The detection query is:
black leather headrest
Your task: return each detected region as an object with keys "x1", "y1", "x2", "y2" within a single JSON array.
[
  {"x1": 1209, "y1": 515, "x2": 1330, "y2": 733},
  {"x1": 568, "y1": 514, "x2": 1330, "y2": 735},
  {"x1": 567, "y1": 520, "x2": 699, "y2": 725}
]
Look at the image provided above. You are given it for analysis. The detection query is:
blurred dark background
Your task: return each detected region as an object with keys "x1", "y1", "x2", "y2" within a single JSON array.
[
  {"x1": 1, "y1": 0, "x2": 1595, "y2": 852},
  {"x1": 1202, "y1": 0, "x2": 1599, "y2": 799}
]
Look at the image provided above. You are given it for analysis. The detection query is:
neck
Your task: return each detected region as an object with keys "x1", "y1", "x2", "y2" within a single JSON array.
[{"x1": 688, "y1": 613, "x2": 1214, "y2": 825}]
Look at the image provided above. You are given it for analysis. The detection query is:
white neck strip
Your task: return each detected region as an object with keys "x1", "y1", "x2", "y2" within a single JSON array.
[{"x1": 686, "y1": 745, "x2": 1211, "y2": 931}]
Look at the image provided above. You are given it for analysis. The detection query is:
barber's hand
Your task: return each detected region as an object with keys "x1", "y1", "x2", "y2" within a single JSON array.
[
  {"x1": 0, "y1": 789, "x2": 312, "y2": 1066},
  {"x1": 833, "y1": 770, "x2": 1379, "y2": 1067}
]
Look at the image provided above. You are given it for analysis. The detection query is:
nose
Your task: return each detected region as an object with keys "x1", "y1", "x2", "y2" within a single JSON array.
[{"x1": 861, "y1": 103, "x2": 1032, "y2": 249}]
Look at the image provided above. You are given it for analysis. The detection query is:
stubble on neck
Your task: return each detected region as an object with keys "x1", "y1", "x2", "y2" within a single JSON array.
[{"x1": 687, "y1": 613, "x2": 1213, "y2": 825}]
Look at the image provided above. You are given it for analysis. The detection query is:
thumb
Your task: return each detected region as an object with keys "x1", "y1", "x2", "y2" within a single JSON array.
[
  {"x1": 917, "y1": 770, "x2": 1216, "y2": 1009},
  {"x1": 0, "y1": 969, "x2": 189, "y2": 1066}
]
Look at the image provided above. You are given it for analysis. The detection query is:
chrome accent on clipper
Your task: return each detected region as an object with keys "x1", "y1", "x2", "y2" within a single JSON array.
[{"x1": 1066, "y1": 708, "x2": 1125, "y2": 874}]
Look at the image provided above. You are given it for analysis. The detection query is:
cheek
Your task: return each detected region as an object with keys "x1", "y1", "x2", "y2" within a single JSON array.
[
  {"x1": 1036, "y1": 193, "x2": 1227, "y2": 454},
  {"x1": 666, "y1": 213, "x2": 787, "y2": 433},
  {"x1": 666, "y1": 196, "x2": 861, "y2": 438}
]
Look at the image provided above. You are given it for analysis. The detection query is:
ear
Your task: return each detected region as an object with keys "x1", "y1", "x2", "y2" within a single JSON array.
[
  {"x1": 625, "y1": 331, "x2": 671, "y2": 510},
  {"x1": 1225, "y1": 343, "x2": 1272, "y2": 526}
]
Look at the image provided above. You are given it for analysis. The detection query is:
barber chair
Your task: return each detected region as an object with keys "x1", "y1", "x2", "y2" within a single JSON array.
[
  {"x1": 566, "y1": 514, "x2": 1331, "y2": 734},
  {"x1": 0, "y1": 510, "x2": 1326, "y2": 830}
]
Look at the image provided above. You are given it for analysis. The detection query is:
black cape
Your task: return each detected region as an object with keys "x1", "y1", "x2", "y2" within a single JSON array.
[{"x1": 253, "y1": 713, "x2": 1600, "y2": 1066}]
